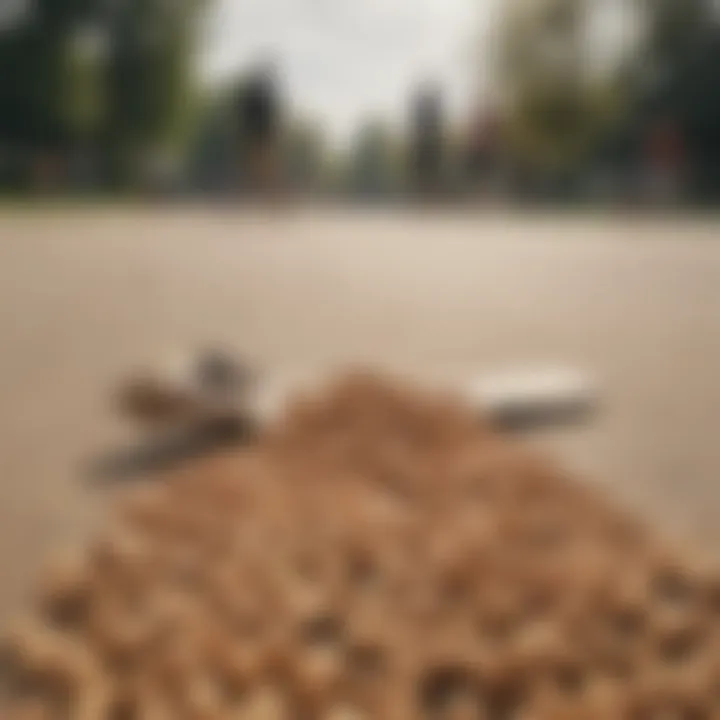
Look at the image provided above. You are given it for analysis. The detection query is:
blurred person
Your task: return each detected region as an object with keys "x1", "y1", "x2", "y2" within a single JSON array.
[
  {"x1": 409, "y1": 81, "x2": 445, "y2": 199},
  {"x1": 347, "y1": 119, "x2": 399, "y2": 200},
  {"x1": 465, "y1": 109, "x2": 504, "y2": 198},
  {"x1": 236, "y1": 61, "x2": 283, "y2": 197},
  {"x1": 641, "y1": 115, "x2": 686, "y2": 204}
]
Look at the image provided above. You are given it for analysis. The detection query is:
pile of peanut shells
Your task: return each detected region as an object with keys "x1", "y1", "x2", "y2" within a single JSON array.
[{"x1": 4, "y1": 373, "x2": 720, "y2": 719}]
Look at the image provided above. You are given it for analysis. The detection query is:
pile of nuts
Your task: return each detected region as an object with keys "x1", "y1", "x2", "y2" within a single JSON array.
[{"x1": 4, "y1": 373, "x2": 720, "y2": 719}]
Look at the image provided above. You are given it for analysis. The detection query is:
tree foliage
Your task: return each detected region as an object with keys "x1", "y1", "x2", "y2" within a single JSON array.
[
  {"x1": 497, "y1": 0, "x2": 623, "y2": 174},
  {"x1": 0, "y1": 0, "x2": 208, "y2": 188}
]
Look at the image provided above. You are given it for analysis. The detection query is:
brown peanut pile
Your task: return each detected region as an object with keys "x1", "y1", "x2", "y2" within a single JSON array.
[{"x1": 4, "y1": 373, "x2": 720, "y2": 719}]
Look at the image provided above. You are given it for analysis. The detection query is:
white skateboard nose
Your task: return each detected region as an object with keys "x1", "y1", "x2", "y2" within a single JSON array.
[{"x1": 465, "y1": 366, "x2": 598, "y2": 430}]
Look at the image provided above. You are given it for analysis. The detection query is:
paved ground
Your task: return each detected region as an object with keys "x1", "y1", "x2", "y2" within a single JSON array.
[{"x1": 1, "y1": 207, "x2": 719, "y2": 622}]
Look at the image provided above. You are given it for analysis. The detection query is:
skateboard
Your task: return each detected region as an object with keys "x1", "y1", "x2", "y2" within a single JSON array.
[{"x1": 90, "y1": 351, "x2": 597, "y2": 482}]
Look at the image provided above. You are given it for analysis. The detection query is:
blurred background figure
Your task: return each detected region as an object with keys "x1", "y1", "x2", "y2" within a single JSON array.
[
  {"x1": 408, "y1": 81, "x2": 446, "y2": 200},
  {"x1": 234, "y1": 61, "x2": 283, "y2": 197},
  {"x1": 348, "y1": 119, "x2": 399, "y2": 201},
  {"x1": 464, "y1": 106, "x2": 503, "y2": 199},
  {"x1": 641, "y1": 115, "x2": 686, "y2": 205}
]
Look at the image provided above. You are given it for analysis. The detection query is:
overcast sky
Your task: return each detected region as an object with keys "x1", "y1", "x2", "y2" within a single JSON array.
[
  {"x1": 3, "y1": 0, "x2": 641, "y2": 147},
  {"x1": 202, "y1": 0, "x2": 495, "y2": 145}
]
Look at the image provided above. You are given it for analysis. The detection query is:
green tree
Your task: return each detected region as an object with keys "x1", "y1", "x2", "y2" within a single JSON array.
[
  {"x1": 103, "y1": 0, "x2": 206, "y2": 186},
  {"x1": 638, "y1": 0, "x2": 720, "y2": 197},
  {"x1": 497, "y1": 0, "x2": 622, "y2": 176},
  {"x1": 643, "y1": 0, "x2": 709, "y2": 73},
  {"x1": 0, "y1": 0, "x2": 101, "y2": 187},
  {"x1": 0, "y1": 0, "x2": 209, "y2": 189}
]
